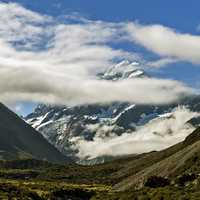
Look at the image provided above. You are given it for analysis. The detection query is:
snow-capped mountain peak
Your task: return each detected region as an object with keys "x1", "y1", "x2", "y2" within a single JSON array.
[{"x1": 101, "y1": 60, "x2": 147, "y2": 81}]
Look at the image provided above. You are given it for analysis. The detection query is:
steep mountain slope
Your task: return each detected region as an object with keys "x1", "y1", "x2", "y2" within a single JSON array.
[
  {"x1": 113, "y1": 127, "x2": 200, "y2": 191},
  {"x1": 0, "y1": 103, "x2": 71, "y2": 164},
  {"x1": 25, "y1": 60, "x2": 200, "y2": 164}
]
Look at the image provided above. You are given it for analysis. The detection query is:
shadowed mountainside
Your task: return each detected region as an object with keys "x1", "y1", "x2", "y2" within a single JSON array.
[{"x1": 0, "y1": 103, "x2": 71, "y2": 164}]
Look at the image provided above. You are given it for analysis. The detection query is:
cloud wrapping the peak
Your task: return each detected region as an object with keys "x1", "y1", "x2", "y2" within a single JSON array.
[
  {"x1": 73, "y1": 107, "x2": 199, "y2": 159},
  {"x1": 0, "y1": 71, "x2": 193, "y2": 105}
]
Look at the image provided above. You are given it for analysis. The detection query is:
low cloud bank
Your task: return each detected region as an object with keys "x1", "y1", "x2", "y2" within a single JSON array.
[
  {"x1": 72, "y1": 107, "x2": 199, "y2": 160},
  {"x1": 0, "y1": 69, "x2": 193, "y2": 105}
]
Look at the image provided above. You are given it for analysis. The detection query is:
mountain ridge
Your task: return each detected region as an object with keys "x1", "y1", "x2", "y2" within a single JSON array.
[{"x1": 0, "y1": 103, "x2": 71, "y2": 164}]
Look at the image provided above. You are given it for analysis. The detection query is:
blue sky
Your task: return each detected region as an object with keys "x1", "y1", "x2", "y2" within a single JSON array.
[
  {"x1": 1, "y1": 0, "x2": 200, "y2": 115},
  {"x1": 9, "y1": 0, "x2": 200, "y2": 30}
]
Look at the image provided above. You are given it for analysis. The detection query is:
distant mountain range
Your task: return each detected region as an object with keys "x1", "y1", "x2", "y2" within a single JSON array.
[
  {"x1": 0, "y1": 103, "x2": 71, "y2": 164},
  {"x1": 25, "y1": 60, "x2": 200, "y2": 164}
]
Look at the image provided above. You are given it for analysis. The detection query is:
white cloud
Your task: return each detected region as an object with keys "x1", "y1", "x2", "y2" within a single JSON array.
[
  {"x1": 0, "y1": 2, "x2": 51, "y2": 48},
  {"x1": 73, "y1": 107, "x2": 199, "y2": 159},
  {"x1": 146, "y1": 58, "x2": 178, "y2": 68},
  {"x1": 127, "y1": 22, "x2": 200, "y2": 64},
  {"x1": 0, "y1": 2, "x2": 195, "y2": 107},
  {"x1": 0, "y1": 71, "x2": 193, "y2": 105}
]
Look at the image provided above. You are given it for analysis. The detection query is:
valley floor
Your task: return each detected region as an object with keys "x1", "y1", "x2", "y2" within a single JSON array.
[
  {"x1": 1, "y1": 176, "x2": 200, "y2": 199},
  {"x1": 0, "y1": 158, "x2": 200, "y2": 200}
]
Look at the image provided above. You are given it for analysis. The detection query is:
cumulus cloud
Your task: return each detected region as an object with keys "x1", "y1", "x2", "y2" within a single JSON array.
[
  {"x1": 72, "y1": 107, "x2": 199, "y2": 160},
  {"x1": 127, "y1": 22, "x2": 200, "y2": 64},
  {"x1": 0, "y1": 2, "x2": 195, "y2": 106}
]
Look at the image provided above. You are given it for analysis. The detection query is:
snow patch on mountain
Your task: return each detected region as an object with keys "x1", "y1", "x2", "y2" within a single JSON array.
[
  {"x1": 112, "y1": 104, "x2": 136, "y2": 123},
  {"x1": 100, "y1": 60, "x2": 147, "y2": 80}
]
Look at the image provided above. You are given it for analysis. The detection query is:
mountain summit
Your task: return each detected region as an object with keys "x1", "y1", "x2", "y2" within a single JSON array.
[{"x1": 99, "y1": 60, "x2": 147, "y2": 80}]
